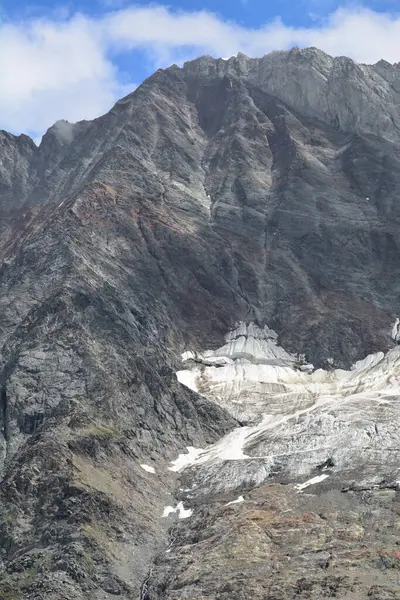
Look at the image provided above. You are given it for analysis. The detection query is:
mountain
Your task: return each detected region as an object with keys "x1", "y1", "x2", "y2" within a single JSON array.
[{"x1": 0, "y1": 47, "x2": 400, "y2": 599}]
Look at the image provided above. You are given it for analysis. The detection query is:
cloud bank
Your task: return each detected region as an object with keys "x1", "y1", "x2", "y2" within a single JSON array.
[{"x1": 1, "y1": 4, "x2": 400, "y2": 138}]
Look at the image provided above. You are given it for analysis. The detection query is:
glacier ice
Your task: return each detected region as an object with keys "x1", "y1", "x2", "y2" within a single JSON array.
[
  {"x1": 225, "y1": 495, "x2": 245, "y2": 506},
  {"x1": 175, "y1": 321, "x2": 400, "y2": 495}
]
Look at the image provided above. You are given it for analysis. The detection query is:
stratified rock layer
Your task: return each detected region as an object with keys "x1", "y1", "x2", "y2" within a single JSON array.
[{"x1": 1, "y1": 48, "x2": 400, "y2": 598}]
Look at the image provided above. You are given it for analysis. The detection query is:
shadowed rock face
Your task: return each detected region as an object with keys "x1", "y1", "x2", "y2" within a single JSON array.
[{"x1": 1, "y1": 48, "x2": 400, "y2": 598}]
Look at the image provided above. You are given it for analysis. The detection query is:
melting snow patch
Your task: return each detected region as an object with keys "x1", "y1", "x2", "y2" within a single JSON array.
[
  {"x1": 162, "y1": 506, "x2": 176, "y2": 518},
  {"x1": 162, "y1": 502, "x2": 193, "y2": 519},
  {"x1": 175, "y1": 323, "x2": 400, "y2": 484},
  {"x1": 225, "y1": 495, "x2": 245, "y2": 506},
  {"x1": 168, "y1": 446, "x2": 204, "y2": 472},
  {"x1": 176, "y1": 368, "x2": 200, "y2": 393},
  {"x1": 295, "y1": 474, "x2": 330, "y2": 492},
  {"x1": 176, "y1": 502, "x2": 193, "y2": 519},
  {"x1": 140, "y1": 464, "x2": 156, "y2": 474}
]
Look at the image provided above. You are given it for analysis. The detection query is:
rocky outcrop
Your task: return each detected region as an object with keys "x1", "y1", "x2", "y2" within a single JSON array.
[
  {"x1": 146, "y1": 481, "x2": 400, "y2": 600},
  {"x1": 0, "y1": 131, "x2": 36, "y2": 208},
  {"x1": 1, "y1": 48, "x2": 400, "y2": 598}
]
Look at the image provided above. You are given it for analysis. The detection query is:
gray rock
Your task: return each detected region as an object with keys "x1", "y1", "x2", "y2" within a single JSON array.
[{"x1": 101, "y1": 576, "x2": 122, "y2": 595}]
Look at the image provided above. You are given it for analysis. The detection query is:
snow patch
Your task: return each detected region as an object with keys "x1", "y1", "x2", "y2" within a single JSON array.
[
  {"x1": 225, "y1": 495, "x2": 245, "y2": 506},
  {"x1": 162, "y1": 502, "x2": 193, "y2": 519},
  {"x1": 176, "y1": 501, "x2": 193, "y2": 519},
  {"x1": 174, "y1": 321, "x2": 400, "y2": 492},
  {"x1": 162, "y1": 506, "x2": 176, "y2": 517},
  {"x1": 392, "y1": 318, "x2": 400, "y2": 343},
  {"x1": 295, "y1": 474, "x2": 330, "y2": 492},
  {"x1": 168, "y1": 446, "x2": 204, "y2": 472},
  {"x1": 140, "y1": 464, "x2": 155, "y2": 474},
  {"x1": 176, "y1": 368, "x2": 200, "y2": 393}
]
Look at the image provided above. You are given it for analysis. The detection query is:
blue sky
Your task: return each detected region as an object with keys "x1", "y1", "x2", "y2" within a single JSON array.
[
  {"x1": 3, "y1": 0, "x2": 399, "y2": 23},
  {"x1": 1, "y1": 0, "x2": 400, "y2": 139}
]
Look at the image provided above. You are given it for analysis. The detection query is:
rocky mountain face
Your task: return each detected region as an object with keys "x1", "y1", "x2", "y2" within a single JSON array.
[{"x1": 1, "y1": 47, "x2": 400, "y2": 599}]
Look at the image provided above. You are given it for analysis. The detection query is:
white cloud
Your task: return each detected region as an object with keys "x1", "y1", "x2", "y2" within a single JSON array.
[
  {"x1": 1, "y1": 4, "x2": 400, "y2": 138},
  {"x1": 303, "y1": 7, "x2": 400, "y2": 63},
  {"x1": 0, "y1": 14, "x2": 133, "y2": 137}
]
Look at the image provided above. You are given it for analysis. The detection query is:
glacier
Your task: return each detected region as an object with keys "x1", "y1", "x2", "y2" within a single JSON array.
[{"x1": 174, "y1": 322, "x2": 400, "y2": 498}]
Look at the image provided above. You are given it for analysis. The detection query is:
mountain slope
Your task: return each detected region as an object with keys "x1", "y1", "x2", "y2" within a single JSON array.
[{"x1": 0, "y1": 47, "x2": 400, "y2": 599}]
